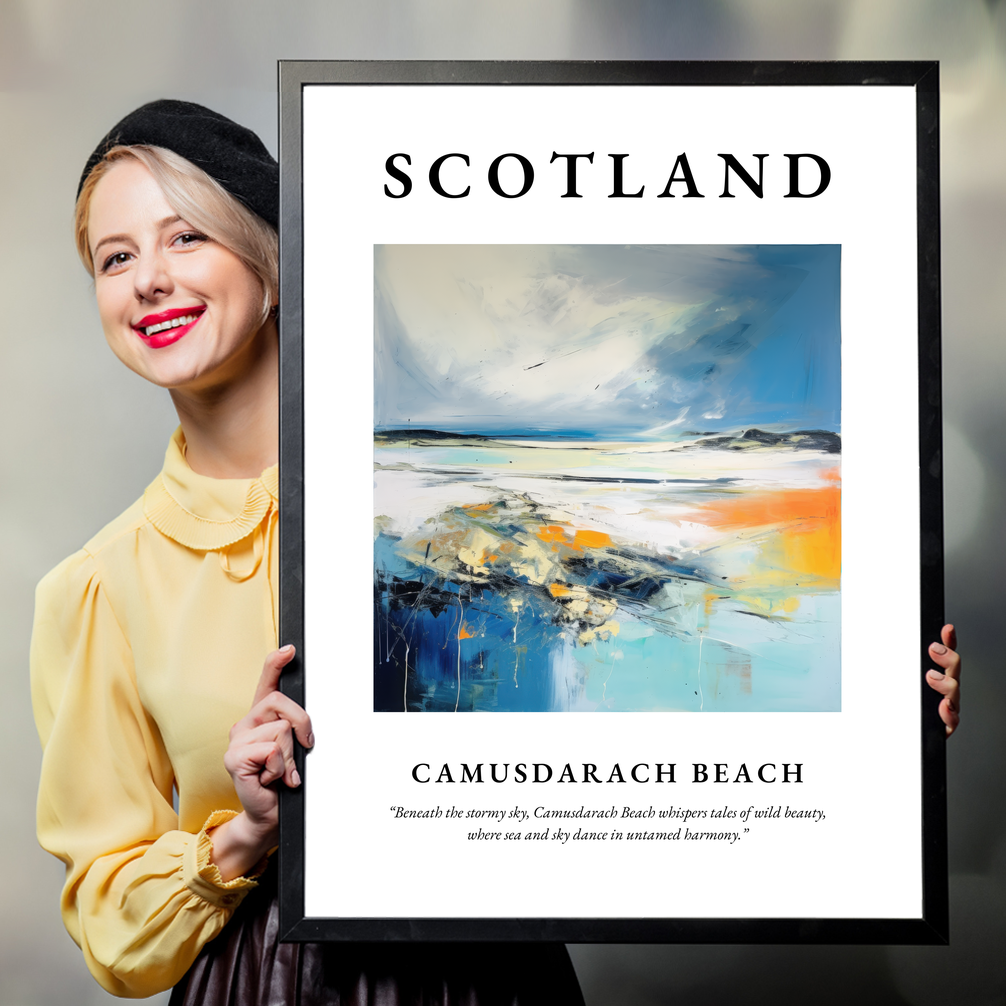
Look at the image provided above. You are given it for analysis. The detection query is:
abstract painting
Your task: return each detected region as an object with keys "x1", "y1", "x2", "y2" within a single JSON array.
[{"x1": 373, "y1": 245, "x2": 841, "y2": 712}]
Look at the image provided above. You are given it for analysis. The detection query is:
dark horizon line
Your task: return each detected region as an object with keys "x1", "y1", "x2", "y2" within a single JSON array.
[{"x1": 374, "y1": 426, "x2": 842, "y2": 441}]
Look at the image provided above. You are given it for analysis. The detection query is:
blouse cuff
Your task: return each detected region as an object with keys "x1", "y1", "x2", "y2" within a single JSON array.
[{"x1": 183, "y1": 810, "x2": 269, "y2": 909}]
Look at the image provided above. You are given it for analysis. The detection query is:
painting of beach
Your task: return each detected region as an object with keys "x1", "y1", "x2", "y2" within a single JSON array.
[{"x1": 373, "y1": 244, "x2": 841, "y2": 712}]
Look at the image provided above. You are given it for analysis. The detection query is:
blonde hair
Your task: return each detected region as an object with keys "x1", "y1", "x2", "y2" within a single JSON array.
[{"x1": 75, "y1": 145, "x2": 278, "y2": 322}]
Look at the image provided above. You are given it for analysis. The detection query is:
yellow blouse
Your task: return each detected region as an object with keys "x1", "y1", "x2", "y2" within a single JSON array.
[{"x1": 31, "y1": 429, "x2": 279, "y2": 998}]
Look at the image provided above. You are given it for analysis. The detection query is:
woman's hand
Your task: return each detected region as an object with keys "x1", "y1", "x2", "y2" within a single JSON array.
[
  {"x1": 926, "y1": 624, "x2": 961, "y2": 737},
  {"x1": 209, "y1": 645, "x2": 314, "y2": 881}
]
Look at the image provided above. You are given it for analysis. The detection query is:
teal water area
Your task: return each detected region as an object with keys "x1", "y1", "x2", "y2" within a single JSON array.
[{"x1": 374, "y1": 533, "x2": 840, "y2": 713}]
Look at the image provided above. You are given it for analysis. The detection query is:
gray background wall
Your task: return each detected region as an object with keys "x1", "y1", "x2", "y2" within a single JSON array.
[{"x1": 1, "y1": 2, "x2": 1002, "y2": 1003}]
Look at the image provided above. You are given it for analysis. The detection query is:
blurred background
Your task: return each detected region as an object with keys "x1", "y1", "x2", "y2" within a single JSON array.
[{"x1": 1, "y1": 1, "x2": 1003, "y2": 1003}]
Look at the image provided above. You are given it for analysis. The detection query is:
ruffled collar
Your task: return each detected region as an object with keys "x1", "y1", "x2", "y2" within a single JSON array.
[{"x1": 143, "y1": 428, "x2": 278, "y2": 551}]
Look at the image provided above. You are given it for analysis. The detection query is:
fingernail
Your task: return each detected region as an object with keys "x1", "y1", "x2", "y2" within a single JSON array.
[
  {"x1": 280, "y1": 644, "x2": 295, "y2": 654},
  {"x1": 928, "y1": 669, "x2": 944, "y2": 680},
  {"x1": 306, "y1": 732, "x2": 315, "y2": 748},
  {"x1": 931, "y1": 643, "x2": 947, "y2": 655},
  {"x1": 292, "y1": 768, "x2": 301, "y2": 787}
]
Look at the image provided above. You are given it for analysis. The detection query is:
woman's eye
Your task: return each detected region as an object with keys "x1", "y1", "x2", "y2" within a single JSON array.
[
  {"x1": 173, "y1": 231, "x2": 208, "y2": 248},
  {"x1": 101, "y1": 251, "x2": 132, "y2": 273}
]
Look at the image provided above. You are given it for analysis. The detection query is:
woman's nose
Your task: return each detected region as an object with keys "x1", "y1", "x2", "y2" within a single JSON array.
[{"x1": 133, "y1": 249, "x2": 173, "y2": 302}]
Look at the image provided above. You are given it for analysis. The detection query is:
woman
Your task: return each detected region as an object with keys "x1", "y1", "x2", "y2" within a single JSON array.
[
  {"x1": 33, "y1": 99, "x2": 963, "y2": 1003},
  {"x1": 31, "y1": 100, "x2": 586, "y2": 1003}
]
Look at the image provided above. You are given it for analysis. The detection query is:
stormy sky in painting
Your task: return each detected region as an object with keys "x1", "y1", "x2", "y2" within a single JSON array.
[{"x1": 374, "y1": 244, "x2": 840, "y2": 439}]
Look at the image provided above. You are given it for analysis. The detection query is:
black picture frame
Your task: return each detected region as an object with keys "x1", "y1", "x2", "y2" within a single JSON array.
[{"x1": 277, "y1": 60, "x2": 945, "y2": 944}]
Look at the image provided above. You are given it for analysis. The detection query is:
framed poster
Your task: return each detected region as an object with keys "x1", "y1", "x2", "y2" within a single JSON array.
[{"x1": 277, "y1": 61, "x2": 946, "y2": 943}]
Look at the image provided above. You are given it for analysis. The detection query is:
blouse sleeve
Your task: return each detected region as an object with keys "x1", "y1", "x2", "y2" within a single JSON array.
[{"x1": 31, "y1": 549, "x2": 262, "y2": 998}]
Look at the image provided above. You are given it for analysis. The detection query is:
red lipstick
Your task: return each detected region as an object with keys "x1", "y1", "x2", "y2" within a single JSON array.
[{"x1": 133, "y1": 306, "x2": 206, "y2": 349}]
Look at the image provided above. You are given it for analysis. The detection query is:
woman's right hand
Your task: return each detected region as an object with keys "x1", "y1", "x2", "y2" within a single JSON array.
[
  {"x1": 209, "y1": 645, "x2": 314, "y2": 881},
  {"x1": 926, "y1": 624, "x2": 961, "y2": 737}
]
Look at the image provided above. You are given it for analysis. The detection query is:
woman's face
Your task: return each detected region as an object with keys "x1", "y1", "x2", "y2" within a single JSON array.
[{"x1": 87, "y1": 158, "x2": 270, "y2": 392}]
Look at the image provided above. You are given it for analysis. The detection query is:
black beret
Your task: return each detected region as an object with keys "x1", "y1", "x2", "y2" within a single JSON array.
[{"x1": 78, "y1": 99, "x2": 278, "y2": 228}]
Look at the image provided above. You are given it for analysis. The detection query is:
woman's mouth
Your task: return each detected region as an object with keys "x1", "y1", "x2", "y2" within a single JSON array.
[{"x1": 133, "y1": 307, "x2": 206, "y2": 348}]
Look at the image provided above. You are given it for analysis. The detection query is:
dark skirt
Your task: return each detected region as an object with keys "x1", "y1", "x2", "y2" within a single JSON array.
[{"x1": 169, "y1": 869, "x2": 585, "y2": 1006}]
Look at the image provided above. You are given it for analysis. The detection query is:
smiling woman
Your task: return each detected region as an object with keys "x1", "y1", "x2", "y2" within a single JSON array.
[
  {"x1": 30, "y1": 100, "x2": 585, "y2": 1004},
  {"x1": 86, "y1": 158, "x2": 270, "y2": 382}
]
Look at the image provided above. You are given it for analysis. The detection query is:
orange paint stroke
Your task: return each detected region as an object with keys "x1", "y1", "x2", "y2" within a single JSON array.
[
  {"x1": 695, "y1": 486, "x2": 841, "y2": 582},
  {"x1": 572, "y1": 529, "x2": 613, "y2": 550},
  {"x1": 549, "y1": 583, "x2": 571, "y2": 597},
  {"x1": 458, "y1": 622, "x2": 476, "y2": 640},
  {"x1": 535, "y1": 525, "x2": 614, "y2": 552},
  {"x1": 536, "y1": 525, "x2": 567, "y2": 545}
]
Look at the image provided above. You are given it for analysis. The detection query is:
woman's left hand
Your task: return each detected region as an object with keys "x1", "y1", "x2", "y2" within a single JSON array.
[{"x1": 926, "y1": 624, "x2": 961, "y2": 737}]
